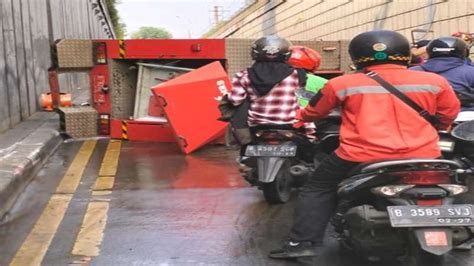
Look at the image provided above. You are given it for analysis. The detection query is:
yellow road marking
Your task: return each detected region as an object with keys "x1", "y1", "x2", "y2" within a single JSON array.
[
  {"x1": 69, "y1": 256, "x2": 91, "y2": 265},
  {"x1": 10, "y1": 195, "x2": 72, "y2": 266},
  {"x1": 98, "y1": 140, "x2": 121, "y2": 177},
  {"x1": 10, "y1": 141, "x2": 96, "y2": 266},
  {"x1": 92, "y1": 176, "x2": 115, "y2": 191},
  {"x1": 92, "y1": 190, "x2": 112, "y2": 196},
  {"x1": 72, "y1": 140, "x2": 121, "y2": 258},
  {"x1": 71, "y1": 202, "x2": 109, "y2": 257},
  {"x1": 56, "y1": 140, "x2": 97, "y2": 194},
  {"x1": 91, "y1": 140, "x2": 121, "y2": 193}
]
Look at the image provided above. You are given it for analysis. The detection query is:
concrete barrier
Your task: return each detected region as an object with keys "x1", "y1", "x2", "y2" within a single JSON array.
[{"x1": 0, "y1": 112, "x2": 63, "y2": 220}]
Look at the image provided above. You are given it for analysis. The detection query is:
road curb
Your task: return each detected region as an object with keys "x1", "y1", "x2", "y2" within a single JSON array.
[{"x1": 0, "y1": 119, "x2": 63, "y2": 220}]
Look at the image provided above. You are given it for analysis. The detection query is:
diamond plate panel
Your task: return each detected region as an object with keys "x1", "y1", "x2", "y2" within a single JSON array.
[
  {"x1": 225, "y1": 39, "x2": 350, "y2": 76},
  {"x1": 225, "y1": 39, "x2": 254, "y2": 78},
  {"x1": 58, "y1": 106, "x2": 97, "y2": 138},
  {"x1": 56, "y1": 39, "x2": 93, "y2": 69},
  {"x1": 339, "y1": 40, "x2": 353, "y2": 73},
  {"x1": 110, "y1": 60, "x2": 137, "y2": 119}
]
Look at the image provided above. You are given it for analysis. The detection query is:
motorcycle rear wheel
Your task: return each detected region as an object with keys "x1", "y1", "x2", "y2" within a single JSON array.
[{"x1": 262, "y1": 168, "x2": 293, "y2": 204}]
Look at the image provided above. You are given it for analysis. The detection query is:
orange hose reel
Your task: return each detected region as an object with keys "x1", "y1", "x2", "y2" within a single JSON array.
[{"x1": 40, "y1": 93, "x2": 72, "y2": 111}]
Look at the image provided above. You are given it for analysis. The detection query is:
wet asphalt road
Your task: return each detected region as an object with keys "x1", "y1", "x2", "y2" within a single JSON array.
[{"x1": 0, "y1": 140, "x2": 473, "y2": 265}]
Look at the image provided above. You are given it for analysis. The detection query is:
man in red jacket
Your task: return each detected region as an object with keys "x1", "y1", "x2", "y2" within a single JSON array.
[{"x1": 269, "y1": 30, "x2": 460, "y2": 259}]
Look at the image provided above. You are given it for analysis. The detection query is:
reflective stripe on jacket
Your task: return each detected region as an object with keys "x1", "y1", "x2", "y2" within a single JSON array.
[{"x1": 300, "y1": 64, "x2": 460, "y2": 162}]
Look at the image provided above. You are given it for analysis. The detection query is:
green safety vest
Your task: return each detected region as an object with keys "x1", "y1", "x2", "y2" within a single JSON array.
[{"x1": 298, "y1": 73, "x2": 328, "y2": 107}]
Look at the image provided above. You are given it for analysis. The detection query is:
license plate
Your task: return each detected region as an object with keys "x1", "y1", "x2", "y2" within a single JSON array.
[
  {"x1": 245, "y1": 145, "x2": 297, "y2": 157},
  {"x1": 387, "y1": 205, "x2": 474, "y2": 227}
]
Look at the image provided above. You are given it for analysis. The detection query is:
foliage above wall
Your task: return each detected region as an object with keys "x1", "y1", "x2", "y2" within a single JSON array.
[
  {"x1": 131, "y1": 26, "x2": 173, "y2": 39},
  {"x1": 105, "y1": 0, "x2": 126, "y2": 39}
]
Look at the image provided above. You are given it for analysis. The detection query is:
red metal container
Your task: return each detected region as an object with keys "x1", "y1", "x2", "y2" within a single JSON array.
[{"x1": 152, "y1": 61, "x2": 230, "y2": 154}]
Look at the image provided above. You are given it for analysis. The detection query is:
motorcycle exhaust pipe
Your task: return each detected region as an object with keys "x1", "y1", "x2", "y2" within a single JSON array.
[{"x1": 289, "y1": 165, "x2": 310, "y2": 177}]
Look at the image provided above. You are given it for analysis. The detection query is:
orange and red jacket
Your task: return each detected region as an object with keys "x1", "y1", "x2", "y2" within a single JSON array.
[{"x1": 299, "y1": 64, "x2": 460, "y2": 162}]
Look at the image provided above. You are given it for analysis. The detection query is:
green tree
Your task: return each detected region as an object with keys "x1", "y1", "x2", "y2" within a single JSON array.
[
  {"x1": 131, "y1": 26, "x2": 173, "y2": 39},
  {"x1": 105, "y1": 0, "x2": 126, "y2": 39}
]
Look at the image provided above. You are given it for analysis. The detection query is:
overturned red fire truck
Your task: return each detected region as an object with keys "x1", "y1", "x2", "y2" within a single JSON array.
[{"x1": 52, "y1": 38, "x2": 351, "y2": 153}]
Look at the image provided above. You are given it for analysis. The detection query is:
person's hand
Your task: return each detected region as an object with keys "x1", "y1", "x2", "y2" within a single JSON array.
[
  {"x1": 217, "y1": 80, "x2": 229, "y2": 95},
  {"x1": 293, "y1": 109, "x2": 305, "y2": 128},
  {"x1": 293, "y1": 121, "x2": 305, "y2": 128}
]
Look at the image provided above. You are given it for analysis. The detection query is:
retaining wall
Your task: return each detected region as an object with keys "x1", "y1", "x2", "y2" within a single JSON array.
[
  {"x1": 0, "y1": 0, "x2": 113, "y2": 132},
  {"x1": 209, "y1": 0, "x2": 473, "y2": 46}
]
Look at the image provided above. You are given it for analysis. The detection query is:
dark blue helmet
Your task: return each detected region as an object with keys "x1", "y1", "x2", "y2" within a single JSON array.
[{"x1": 427, "y1": 37, "x2": 468, "y2": 59}]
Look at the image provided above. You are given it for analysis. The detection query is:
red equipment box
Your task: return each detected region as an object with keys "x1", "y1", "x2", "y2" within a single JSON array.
[{"x1": 152, "y1": 61, "x2": 230, "y2": 154}]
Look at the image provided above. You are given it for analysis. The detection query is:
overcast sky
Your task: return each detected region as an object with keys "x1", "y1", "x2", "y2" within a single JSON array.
[{"x1": 117, "y1": 0, "x2": 246, "y2": 38}]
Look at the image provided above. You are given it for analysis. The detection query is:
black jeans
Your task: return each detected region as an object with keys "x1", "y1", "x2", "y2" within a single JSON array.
[{"x1": 290, "y1": 152, "x2": 359, "y2": 244}]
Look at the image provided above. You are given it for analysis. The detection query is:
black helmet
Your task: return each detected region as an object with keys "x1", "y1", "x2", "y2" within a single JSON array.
[
  {"x1": 349, "y1": 30, "x2": 411, "y2": 69},
  {"x1": 251, "y1": 36, "x2": 292, "y2": 62},
  {"x1": 427, "y1": 37, "x2": 468, "y2": 59}
]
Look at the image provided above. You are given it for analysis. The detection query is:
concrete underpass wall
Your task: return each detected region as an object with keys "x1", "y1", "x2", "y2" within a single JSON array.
[
  {"x1": 0, "y1": 0, "x2": 113, "y2": 133},
  {"x1": 209, "y1": 0, "x2": 474, "y2": 44}
]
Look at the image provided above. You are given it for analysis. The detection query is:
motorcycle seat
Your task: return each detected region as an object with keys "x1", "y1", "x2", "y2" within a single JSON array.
[
  {"x1": 251, "y1": 124, "x2": 297, "y2": 131},
  {"x1": 347, "y1": 158, "x2": 462, "y2": 177}
]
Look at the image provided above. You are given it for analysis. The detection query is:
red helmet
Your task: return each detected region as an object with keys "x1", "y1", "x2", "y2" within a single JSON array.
[
  {"x1": 287, "y1": 46, "x2": 321, "y2": 72},
  {"x1": 452, "y1": 32, "x2": 473, "y2": 46}
]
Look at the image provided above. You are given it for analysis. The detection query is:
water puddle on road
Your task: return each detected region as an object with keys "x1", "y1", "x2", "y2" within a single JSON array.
[{"x1": 118, "y1": 142, "x2": 246, "y2": 190}]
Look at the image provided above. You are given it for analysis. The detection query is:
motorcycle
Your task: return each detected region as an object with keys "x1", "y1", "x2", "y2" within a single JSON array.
[
  {"x1": 297, "y1": 91, "x2": 474, "y2": 263},
  {"x1": 439, "y1": 117, "x2": 474, "y2": 206},
  {"x1": 238, "y1": 89, "x2": 328, "y2": 204},
  {"x1": 321, "y1": 116, "x2": 474, "y2": 264},
  {"x1": 241, "y1": 125, "x2": 316, "y2": 204},
  {"x1": 333, "y1": 158, "x2": 473, "y2": 265},
  {"x1": 439, "y1": 112, "x2": 474, "y2": 162}
]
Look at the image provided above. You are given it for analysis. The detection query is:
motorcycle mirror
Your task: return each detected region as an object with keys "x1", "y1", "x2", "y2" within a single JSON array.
[
  {"x1": 455, "y1": 168, "x2": 473, "y2": 174},
  {"x1": 451, "y1": 120, "x2": 474, "y2": 141}
]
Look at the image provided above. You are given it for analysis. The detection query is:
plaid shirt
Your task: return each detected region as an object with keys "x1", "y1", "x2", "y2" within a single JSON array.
[{"x1": 228, "y1": 69, "x2": 315, "y2": 137}]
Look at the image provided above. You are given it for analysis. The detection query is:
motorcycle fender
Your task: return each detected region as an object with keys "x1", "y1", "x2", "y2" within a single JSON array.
[
  {"x1": 413, "y1": 228, "x2": 453, "y2": 255},
  {"x1": 257, "y1": 157, "x2": 286, "y2": 183}
]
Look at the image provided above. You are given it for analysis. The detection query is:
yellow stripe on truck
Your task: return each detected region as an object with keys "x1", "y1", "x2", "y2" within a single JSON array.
[
  {"x1": 118, "y1": 39, "x2": 126, "y2": 58},
  {"x1": 121, "y1": 121, "x2": 128, "y2": 140}
]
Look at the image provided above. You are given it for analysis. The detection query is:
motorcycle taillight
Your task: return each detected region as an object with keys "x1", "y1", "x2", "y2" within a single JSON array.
[
  {"x1": 266, "y1": 140, "x2": 280, "y2": 145},
  {"x1": 397, "y1": 170, "x2": 451, "y2": 185},
  {"x1": 261, "y1": 132, "x2": 279, "y2": 139},
  {"x1": 417, "y1": 199, "x2": 443, "y2": 206},
  {"x1": 259, "y1": 131, "x2": 293, "y2": 142}
]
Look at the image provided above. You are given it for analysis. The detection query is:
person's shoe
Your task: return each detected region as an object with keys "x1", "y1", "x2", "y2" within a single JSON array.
[
  {"x1": 236, "y1": 156, "x2": 252, "y2": 175},
  {"x1": 268, "y1": 241, "x2": 319, "y2": 259},
  {"x1": 235, "y1": 156, "x2": 250, "y2": 164},
  {"x1": 238, "y1": 163, "x2": 252, "y2": 176}
]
